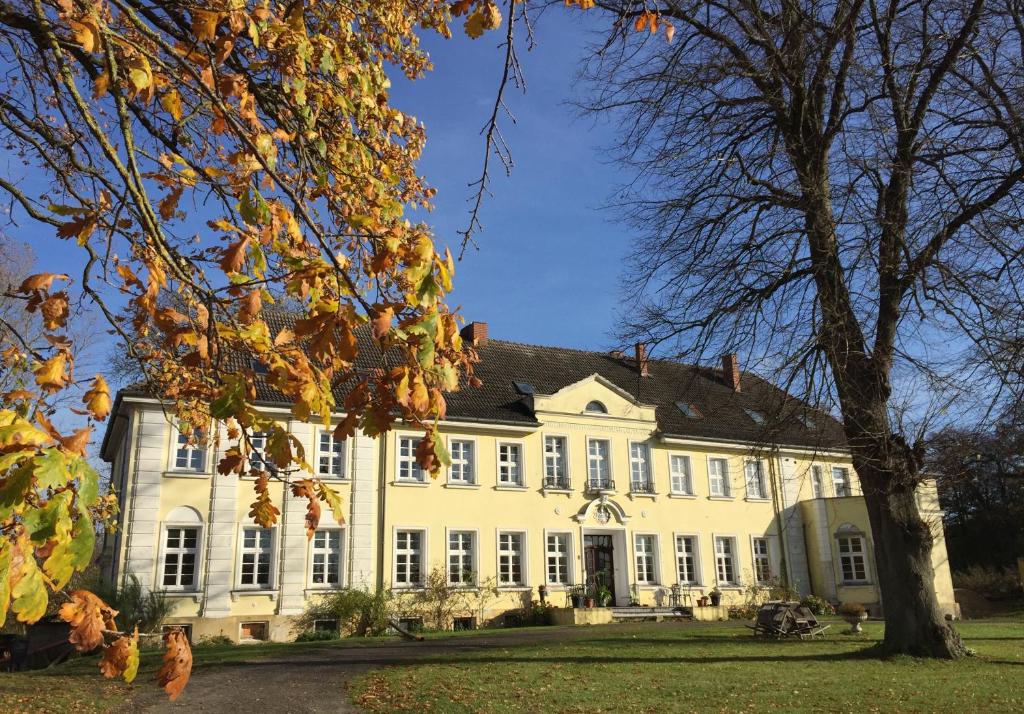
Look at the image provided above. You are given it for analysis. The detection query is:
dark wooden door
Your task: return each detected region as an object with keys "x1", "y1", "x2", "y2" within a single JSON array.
[{"x1": 584, "y1": 534, "x2": 615, "y2": 601}]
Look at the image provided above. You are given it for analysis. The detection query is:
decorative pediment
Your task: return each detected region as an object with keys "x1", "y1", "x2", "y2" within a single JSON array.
[
  {"x1": 532, "y1": 374, "x2": 657, "y2": 422},
  {"x1": 573, "y1": 496, "x2": 631, "y2": 525}
]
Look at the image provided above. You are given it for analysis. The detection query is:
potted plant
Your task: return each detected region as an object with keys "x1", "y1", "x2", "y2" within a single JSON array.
[
  {"x1": 569, "y1": 584, "x2": 585, "y2": 609},
  {"x1": 596, "y1": 585, "x2": 613, "y2": 607},
  {"x1": 584, "y1": 595, "x2": 595, "y2": 608},
  {"x1": 709, "y1": 587, "x2": 722, "y2": 607},
  {"x1": 839, "y1": 602, "x2": 868, "y2": 633}
]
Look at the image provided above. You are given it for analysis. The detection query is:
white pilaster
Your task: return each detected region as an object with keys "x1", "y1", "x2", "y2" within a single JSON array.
[
  {"x1": 122, "y1": 408, "x2": 166, "y2": 591},
  {"x1": 278, "y1": 420, "x2": 314, "y2": 614},
  {"x1": 348, "y1": 428, "x2": 379, "y2": 589},
  {"x1": 202, "y1": 425, "x2": 238, "y2": 617},
  {"x1": 777, "y1": 456, "x2": 812, "y2": 596}
]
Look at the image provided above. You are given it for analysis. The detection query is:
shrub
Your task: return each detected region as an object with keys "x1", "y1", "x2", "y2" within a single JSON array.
[
  {"x1": 800, "y1": 595, "x2": 836, "y2": 615},
  {"x1": 295, "y1": 588, "x2": 395, "y2": 638},
  {"x1": 295, "y1": 629, "x2": 340, "y2": 642},
  {"x1": 194, "y1": 634, "x2": 234, "y2": 648},
  {"x1": 952, "y1": 566, "x2": 1022, "y2": 599}
]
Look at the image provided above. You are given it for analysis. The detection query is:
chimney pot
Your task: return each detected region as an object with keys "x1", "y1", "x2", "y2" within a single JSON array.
[
  {"x1": 460, "y1": 321, "x2": 488, "y2": 347},
  {"x1": 722, "y1": 353, "x2": 741, "y2": 392},
  {"x1": 635, "y1": 343, "x2": 650, "y2": 377}
]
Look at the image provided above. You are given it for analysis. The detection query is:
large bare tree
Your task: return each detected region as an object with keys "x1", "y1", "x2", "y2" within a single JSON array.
[{"x1": 576, "y1": 0, "x2": 1024, "y2": 657}]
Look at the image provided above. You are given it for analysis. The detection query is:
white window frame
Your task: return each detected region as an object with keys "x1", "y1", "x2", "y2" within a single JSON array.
[
  {"x1": 837, "y1": 533, "x2": 870, "y2": 584},
  {"x1": 393, "y1": 527, "x2": 427, "y2": 588},
  {"x1": 832, "y1": 466, "x2": 852, "y2": 497},
  {"x1": 158, "y1": 523, "x2": 203, "y2": 591},
  {"x1": 673, "y1": 533, "x2": 701, "y2": 585},
  {"x1": 235, "y1": 526, "x2": 276, "y2": 590},
  {"x1": 496, "y1": 441, "x2": 525, "y2": 488},
  {"x1": 308, "y1": 526, "x2": 346, "y2": 589},
  {"x1": 750, "y1": 536, "x2": 772, "y2": 584},
  {"x1": 446, "y1": 528, "x2": 479, "y2": 586},
  {"x1": 316, "y1": 429, "x2": 347, "y2": 480},
  {"x1": 447, "y1": 437, "x2": 477, "y2": 486},
  {"x1": 544, "y1": 530, "x2": 574, "y2": 586},
  {"x1": 496, "y1": 530, "x2": 528, "y2": 587},
  {"x1": 633, "y1": 533, "x2": 659, "y2": 585},
  {"x1": 247, "y1": 431, "x2": 278, "y2": 477},
  {"x1": 744, "y1": 459, "x2": 768, "y2": 500},
  {"x1": 587, "y1": 438, "x2": 612, "y2": 488},
  {"x1": 396, "y1": 434, "x2": 426, "y2": 483},
  {"x1": 629, "y1": 441, "x2": 654, "y2": 492},
  {"x1": 707, "y1": 457, "x2": 731, "y2": 498},
  {"x1": 669, "y1": 454, "x2": 694, "y2": 495},
  {"x1": 543, "y1": 434, "x2": 570, "y2": 490},
  {"x1": 713, "y1": 535, "x2": 739, "y2": 586},
  {"x1": 810, "y1": 465, "x2": 825, "y2": 498},
  {"x1": 168, "y1": 422, "x2": 208, "y2": 474}
]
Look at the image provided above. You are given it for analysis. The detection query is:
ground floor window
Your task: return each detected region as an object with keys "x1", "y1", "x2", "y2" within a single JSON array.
[
  {"x1": 714, "y1": 536, "x2": 737, "y2": 585},
  {"x1": 310, "y1": 529, "x2": 344, "y2": 587},
  {"x1": 752, "y1": 537, "x2": 771, "y2": 584},
  {"x1": 239, "y1": 527, "x2": 273, "y2": 588},
  {"x1": 161, "y1": 526, "x2": 199, "y2": 589},
  {"x1": 837, "y1": 535, "x2": 868, "y2": 583},
  {"x1": 634, "y1": 535, "x2": 657, "y2": 584},
  {"x1": 394, "y1": 530, "x2": 423, "y2": 586},
  {"x1": 546, "y1": 533, "x2": 571, "y2": 585},
  {"x1": 498, "y1": 532, "x2": 524, "y2": 586},
  {"x1": 675, "y1": 535, "x2": 697, "y2": 584},
  {"x1": 448, "y1": 530, "x2": 476, "y2": 585}
]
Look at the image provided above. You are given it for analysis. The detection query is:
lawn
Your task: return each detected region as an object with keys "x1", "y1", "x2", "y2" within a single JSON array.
[{"x1": 350, "y1": 617, "x2": 1024, "y2": 713}]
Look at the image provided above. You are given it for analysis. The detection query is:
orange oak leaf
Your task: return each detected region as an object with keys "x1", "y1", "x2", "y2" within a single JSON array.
[
  {"x1": 99, "y1": 628, "x2": 139, "y2": 682},
  {"x1": 82, "y1": 375, "x2": 112, "y2": 421},
  {"x1": 248, "y1": 472, "x2": 280, "y2": 527},
  {"x1": 18, "y1": 273, "x2": 68, "y2": 293},
  {"x1": 157, "y1": 628, "x2": 193, "y2": 701},
  {"x1": 291, "y1": 479, "x2": 321, "y2": 538},
  {"x1": 371, "y1": 305, "x2": 394, "y2": 339},
  {"x1": 218, "y1": 235, "x2": 250, "y2": 274},
  {"x1": 34, "y1": 353, "x2": 70, "y2": 393},
  {"x1": 59, "y1": 590, "x2": 115, "y2": 652}
]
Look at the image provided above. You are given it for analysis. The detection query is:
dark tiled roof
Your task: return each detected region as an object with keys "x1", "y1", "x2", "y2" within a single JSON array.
[{"x1": 114, "y1": 309, "x2": 847, "y2": 451}]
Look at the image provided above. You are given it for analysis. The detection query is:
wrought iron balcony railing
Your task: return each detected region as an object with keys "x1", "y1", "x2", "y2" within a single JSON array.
[
  {"x1": 585, "y1": 478, "x2": 615, "y2": 494},
  {"x1": 543, "y1": 475, "x2": 571, "y2": 490},
  {"x1": 630, "y1": 480, "x2": 656, "y2": 495}
]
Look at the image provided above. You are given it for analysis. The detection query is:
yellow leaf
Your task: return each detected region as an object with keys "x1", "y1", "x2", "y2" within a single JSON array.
[
  {"x1": 82, "y1": 375, "x2": 112, "y2": 421},
  {"x1": 161, "y1": 89, "x2": 183, "y2": 121},
  {"x1": 127, "y1": 55, "x2": 152, "y2": 93},
  {"x1": 465, "y1": 3, "x2": 502, "y2": 38},
  {"x1": 192, "y1": 11, "x2": 220, "y2": 42},
  {"x1": 34, "y1": 353, "x2": 69, "y2": 393}
]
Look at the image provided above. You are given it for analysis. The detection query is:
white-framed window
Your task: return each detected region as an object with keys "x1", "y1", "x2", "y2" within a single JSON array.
[
  {"x1": 752, "y1": 537, "x2": 771, "y2": 584},
  {"x1": 317, "y1": 430, "x2": 346, "y2": 479},
  {"x1": 397, "y1": 436, "x2": 425, "y2": 482},
  {"x1": 585, "y1": 400, "x2": 608, "y2": 414},
  {"x1": 634, "y1": 534, "x2": 658, "y2": 585},
  {"x1": 543, "y1": 435, "x2": 569, "y2": 489},
  {"x1": 248, "y1": 432, "x2": 277, "y2": 475},
  {"x1": 447, "y1": 530, "x2": 476, "y2": 585},
  {"x1": 238, "y1": 527, "x2": 274, "y2": 589},
  {"x1": 714, "y1": 536, "x2": 737, "y2": 585},
  {"x1": 309, "y1": 529, "x2": 344, "y2": 588},
  {"x1": 811, "y1": 465, "x2": 825, "y2": 498},
  {"x1": 497, "y1": 442, "x2": 523, "y2": 486},
  {"x1": 674, "y1": 535, "x2": 698, "y2": 585},
  {"x1": 160, "y1": 526, "x2": 200, "y2": 589},
  {"x1": 394, "y1": 529, "x2": 424, "y2": 587},
  {"x1": 449, "y1": 439, "x2": 476, "y2": 485},
  {"x1": 708, "y1": 457, "x2": 731, "y2": 497},
  {"x1": 497, "y1": 532, "x2": 525, "y2": 586},
  {"x1": 670, "y1": 454, "x2": 693, "y2": 495},
  {"x1": 629, "y1": 442, "x2": 653, "y2": 492},
  {"x1": 837, "y1": 534, "x2": 868, "y2": 583},
  {"x1": 832, "y1": 467, "x2": 852, "y2": 497},
  {"x1": 587, "y1": 438, "x2": 611, "y2": 488},
  {"x1": 744, "y1": 460, "x2": 767, "y2": 499},
  {"x1": 171, "y1": 426, "x2": 206, "y2": 472},
  {"x1": 545, "y1": 532, "x2": 572, "y2": 585}
]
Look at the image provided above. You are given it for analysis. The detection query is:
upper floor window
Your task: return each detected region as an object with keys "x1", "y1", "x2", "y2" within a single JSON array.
[
  {"x1": 670, "y1": 455, "x2": 694, "y2": 495},
  {"x1": 239, "y1": 527, "x2": 274, "y2": 589},
  {"x1": 543, "y1": 436, "x2": 569, "y2": 489},
  {"x1": 744, "y1": 460, "x2": 767, "y2": 499},
  {"x1": 587, "y1": 439, "x2": 612, "y2": 488},
  {"x1": 497, "y1": 442, "x2": 523, "y2": 487},
  {"x1": 585, "y1": 400, "x2": 608, "y2": 414},
  {"x1": 752, "y1": 537, "x2": 771, "y2": 584},
  {"x1": 629, "y1": 442, "x2": 653, "y2": 492},
  {"x1": 310, "y1": 529, "x2": 344, "y2": 587},
  {"x1": 837, "y1": 533, "x2": 868, "y2": 583},
  {"x1": 810, "y1": 465, "x2": 825, "y2": 498},
  {"x1": 449, "y1": 439, "x2": 476, "y2": 485},
  {"x1": 397, "y1": 436, "x2": 425, "y2": 482},
  {"x1": 173, "y1": 428, "x2": 206, "y2": 472},
  {"x1": 708, "y1": 457, "x2": 731, "y2": 497},
  {"x1": 832, "y1": 467, "x2": 852, "y2": 497},
  {"x1": 317, "y1": 430, "x2": 346, "y2": 479}
]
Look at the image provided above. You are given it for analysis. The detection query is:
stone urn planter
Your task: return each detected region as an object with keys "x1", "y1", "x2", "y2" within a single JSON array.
[
  {"x1": 709, "y1": 589, "x2": 722, "y2": 607},
  {"x1": 839, "y1": 604, "x2": 868, "y2": 632}
]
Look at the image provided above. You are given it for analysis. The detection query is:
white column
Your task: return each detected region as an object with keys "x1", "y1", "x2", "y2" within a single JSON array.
[
  {"x1": 277, "y1": 420, "x2": 314, "y2": 614},
  {"x1": 122, "y1": 407, "x2": 166, "y2": 591},
  {"x1": 202, "y1": 424, "x2": 238, "y2": 617},
  {"x1": 777, "y1": 456, "x2": 812, "y2": 596},
  {"x1": 347, "y1": 428, "x2": 379, "y2": 589}
]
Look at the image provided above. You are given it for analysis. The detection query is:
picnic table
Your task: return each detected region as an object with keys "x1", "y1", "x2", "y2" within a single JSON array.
[{"x1": 746, "y1": 601, "x2": 831, "y2": 639}]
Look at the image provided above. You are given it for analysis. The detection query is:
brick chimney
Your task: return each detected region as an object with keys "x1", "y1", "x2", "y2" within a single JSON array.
[
  {"x1": 635, "y1": 343, "x2": 650, "y2": 377},
  {"x1": 460, "y1": 321, "x2": 488, "y2": 347},
  {"x1": 722, "y1": 353, "x2": 741, "y2": 392}
]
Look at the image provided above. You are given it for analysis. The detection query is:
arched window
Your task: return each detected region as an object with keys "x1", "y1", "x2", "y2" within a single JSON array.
[
  {"x1": 160, "y1": 506, "x2": 204, "y2": 591},
  {"x1": 585, "y1": 400, "x2": 608, "y2": 414}
]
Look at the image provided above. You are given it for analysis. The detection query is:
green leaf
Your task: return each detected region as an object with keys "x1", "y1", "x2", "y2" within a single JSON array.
[
  {"x1": 433, "y1": 436, "x2": 452, "y2": 469},
  {"x1": 33, "y1": 447, "x2": 68, "y2": 490},
  {"x1": 11, "y1": 551, "x2": 47, "y2": 623},
  {"x1": 71, "y1": 457, "x2": 100, "y2": 507},
  {"x1": 0, "y1": 540, "x2": 12, "y2": 628},
  {"x1": 0, "y1": 448, "x2": 33, "y2": 472},
  {"x1": 0, "y1": 463, "x2": 33, "y2": 521},
  {"x1": 23, "y1": 491, "x2": 71, "y2": 544},
  {"x1": 44, "y1": 503, "x2": 94, "y2": 588}
]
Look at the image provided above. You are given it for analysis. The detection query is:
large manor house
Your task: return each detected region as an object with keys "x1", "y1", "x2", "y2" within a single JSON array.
[{"x1": 100, "y1": 319, "x2": 957, "y2": 641}]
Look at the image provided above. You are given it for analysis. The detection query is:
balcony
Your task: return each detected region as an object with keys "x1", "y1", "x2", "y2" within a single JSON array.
[
  {"x1": 629, "y1": 480, "x2": 656, "y2": 495},
  {"x1": 543, "y1": 475, "x2": 571, "y2": 491},
  {"x1": 585, "y1": 478, "x2": 615, "y2": 495}
]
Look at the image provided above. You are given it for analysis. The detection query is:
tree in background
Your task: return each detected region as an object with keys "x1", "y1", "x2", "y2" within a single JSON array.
[
  {"x1": 569, "y1": 1, "x2": 1024, "y2": 657},
  {"x1": 0, "y1": 0, "x2": 506, "y2": 699}
]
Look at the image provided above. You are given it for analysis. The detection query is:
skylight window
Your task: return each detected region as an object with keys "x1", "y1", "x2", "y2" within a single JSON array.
[
  {"x1": 744, "y1": 408, "x2": 767, "y2": 425},
  {"x1": 585, "y1": 400, "x2": 608, "y2": 414},
  {"x1": 513, "y1": 381, "x2": 535, "y2": 396},
  {"x1": 250, "y1": 359, "x2": 269, "y2": 376},
  {"x1": 675, "y1": 402, "x2": 703, "y2": 419},
  {"x1": 797, "y1": 413, "x2": 816, "y2": 429}
]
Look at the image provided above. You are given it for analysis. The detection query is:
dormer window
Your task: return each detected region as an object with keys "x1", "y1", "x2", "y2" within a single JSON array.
[
  {"x1": 585, "y1": 400, "x2": 608, "y2": 414},
  {"x1": 675, "y1": 402, "x2": 703, "y2": 419},
  {"x1": 513, "y1": 382, "x2": 535, "y2": 396},
  {"x1": 797, "y1": 413, "x2": 816, "y2": 429},
  {"x1": 744, "y1": 408, "x2": 766, "y2": 425},
  {"x1": 250, "y1": 359, "x2": 269, "y2": 376}
]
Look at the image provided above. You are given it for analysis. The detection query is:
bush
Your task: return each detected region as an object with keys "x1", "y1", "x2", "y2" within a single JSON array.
[
  {"x1": 295, "y1": 588, "x2": 394, "y2": 638},
  {"x1": 952, "y1": 566, "x2": 1022, "y2": 599},
  {"x1": 194, "y1": 634, "x2": 234, "y2": 648},
  {"x1": 295, "y1": 629, "x2": 340, "y2": 642},
  {"x1": 800, "y1": 595, "x2": 836, "y2": 616}
]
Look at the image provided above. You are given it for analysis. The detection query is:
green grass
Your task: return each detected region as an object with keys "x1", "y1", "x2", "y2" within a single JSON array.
[{"x1": 350, "y1": 618, "x2": 1024, "y2": 713}]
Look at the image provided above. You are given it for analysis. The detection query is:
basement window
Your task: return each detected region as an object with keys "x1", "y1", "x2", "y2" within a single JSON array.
[
  {"x1": 161, "y1": 624, "x2": 193, "y2": 643},
  {"x1": 239, "y1": 621, "x2": 269, "y2": 641}
]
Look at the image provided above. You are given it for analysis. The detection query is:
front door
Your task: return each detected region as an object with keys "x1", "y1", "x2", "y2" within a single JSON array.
[{"x1": 584, "y1": 534, "x2": 615, "y2": 603}]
